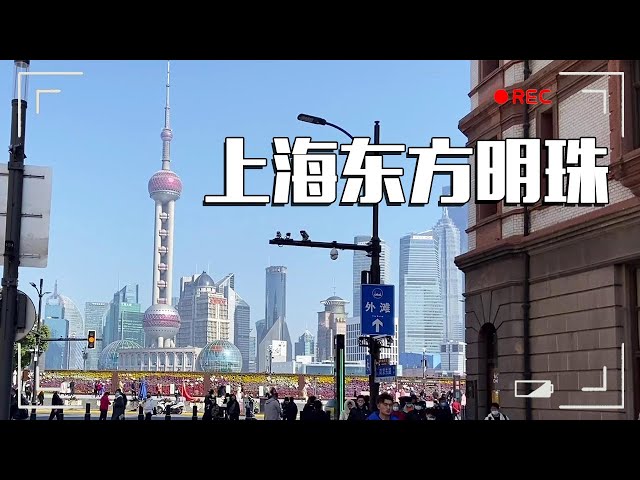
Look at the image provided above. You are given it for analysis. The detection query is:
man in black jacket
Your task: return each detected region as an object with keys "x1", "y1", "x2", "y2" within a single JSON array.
[{"x1": 348, "y1": 395, "x2": 369, "y2": 421}]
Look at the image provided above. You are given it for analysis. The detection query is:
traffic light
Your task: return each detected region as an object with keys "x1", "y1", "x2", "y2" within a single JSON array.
[{"x1": 87, "y1": 330, "x2": 96, "y2": 349}]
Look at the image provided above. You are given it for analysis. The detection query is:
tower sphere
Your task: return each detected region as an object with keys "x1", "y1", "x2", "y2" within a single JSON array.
[
  {"x1": 161, "y1": 128, "x2": 173, "y2": 142},
  {"x1": 143, "y1": 303, "x2": 181, "y2": 339},
  {"x1": 148, "y1": 170, "x2": 182, "y2": 202}
]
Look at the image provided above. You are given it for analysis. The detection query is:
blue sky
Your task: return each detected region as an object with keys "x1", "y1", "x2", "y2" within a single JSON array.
[{"x1": 0, "y1": 60, "x2": 470, "y2": 343}]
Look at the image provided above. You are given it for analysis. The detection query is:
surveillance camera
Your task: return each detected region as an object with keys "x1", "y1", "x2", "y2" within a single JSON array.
[{"x1": 330, "y1": 248, "x2": 339, "y2": 260}]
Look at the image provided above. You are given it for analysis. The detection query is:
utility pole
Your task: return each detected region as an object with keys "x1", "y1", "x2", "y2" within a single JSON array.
[
  {"x1": 422, "y1": 348, "x2": 426, "y2": 392},
  {"x1": 275, "y1": 113, "x2": 390, "y2": 413},
  {"x1": 0, "y1": 60, "x2": 30, "y2": 420},
  {"x1": 266, "y1": 345, "x2": 273, "y2": 374},
  {"x1": 367, "y1": 121, "x2": 382, "y2": 411},
  {"x1": 29, "y1": 278, "x2": 50, "y2": 420}
]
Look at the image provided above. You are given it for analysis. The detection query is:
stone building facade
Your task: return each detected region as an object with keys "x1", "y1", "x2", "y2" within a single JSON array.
[{"x1": 456, "y1": 60, "x2": 640, "y2": 420}]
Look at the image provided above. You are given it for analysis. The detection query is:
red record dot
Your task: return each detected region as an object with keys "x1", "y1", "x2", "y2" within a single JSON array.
[{"x1": 494, "y1": 89, "x2": 509, "y2": 105}]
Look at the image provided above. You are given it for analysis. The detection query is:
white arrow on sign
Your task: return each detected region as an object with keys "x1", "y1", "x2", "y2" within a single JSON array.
[{"x1": 372, "y1": 319, "x2": 383, "y2": 333}]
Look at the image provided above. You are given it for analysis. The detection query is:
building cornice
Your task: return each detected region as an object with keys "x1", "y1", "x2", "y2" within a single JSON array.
[{"x1": 456, "y1": 197, "x2": 640, "y2": 271}]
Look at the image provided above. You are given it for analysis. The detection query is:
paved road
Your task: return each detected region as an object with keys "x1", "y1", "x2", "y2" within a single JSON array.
[
  {"x1": 22, "y1": 408, "x2": 263, "y2": 421},
  {"x1": 18, "y1": 395, "x2": 268, "y2": 420},
  {"x1": 31, "y1": 411, "x2": 198, "y2": 420}
]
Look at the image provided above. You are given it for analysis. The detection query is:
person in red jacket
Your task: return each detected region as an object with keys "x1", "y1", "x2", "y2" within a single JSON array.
[
  {"x1": 99, "y1": 391, "x2": 111, "y2": 420},
  {"x1": 391, "y1": 402, "x2": 405, "y2": 420},
  {"x1": 451, "y1": 398, "x2": 461, "y2": 419}
]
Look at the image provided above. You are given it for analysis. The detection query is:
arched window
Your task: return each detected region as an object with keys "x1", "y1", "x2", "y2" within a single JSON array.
[{"x1": 478, "y1": 323, "x2": 499, "y2": 415}]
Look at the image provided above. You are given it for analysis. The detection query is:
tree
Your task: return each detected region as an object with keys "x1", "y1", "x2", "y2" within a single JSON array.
[{"x1": 13, "y1": 324, "x2": 51, "y2": 371}]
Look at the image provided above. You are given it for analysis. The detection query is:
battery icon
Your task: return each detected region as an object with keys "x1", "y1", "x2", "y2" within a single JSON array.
[{"x1": 514, "y1": 380, "x2": 554, "y2": 398}]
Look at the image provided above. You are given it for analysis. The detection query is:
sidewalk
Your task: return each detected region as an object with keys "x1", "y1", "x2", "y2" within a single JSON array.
[
  {"x1": 40, "y1": 394, "x2": 207, "y2": 416},
  {"x1": 34, "y1": 394, "x2": 266, "y2": 419}
]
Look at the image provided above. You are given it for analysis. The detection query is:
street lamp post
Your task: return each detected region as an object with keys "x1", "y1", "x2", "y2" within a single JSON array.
[
  {"x1": 269, "y1": 113, "x2": 385, "y2": 411},
  {"x1": 266, "y1": 345, "x2": 273, "y2": 374},
  {"x1": 29, "y1": 278, "x2": 50, "y2": 419},
  {"x1": 0, "y1": 60, "x2": 30, "y2": 420},
  {"x1": 422, "y1": 348, "x2": 426, "y2": 391}
]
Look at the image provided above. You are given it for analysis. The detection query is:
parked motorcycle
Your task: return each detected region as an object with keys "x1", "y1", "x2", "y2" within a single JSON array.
[{"x1": 161, "y1": 398, "x2": 185, "y2": 415}]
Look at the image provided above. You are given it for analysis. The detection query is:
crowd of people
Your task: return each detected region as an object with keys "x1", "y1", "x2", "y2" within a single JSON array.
[
  {"x1": 336, "y1": 390, "x2": 466, "y2": 421},
  {"x1": 9, "y1": 377, "x2": 483, "y2": 421}
]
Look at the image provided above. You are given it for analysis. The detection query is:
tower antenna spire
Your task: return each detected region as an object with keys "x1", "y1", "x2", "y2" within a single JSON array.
[
  {"x1": 165, "y1": 61, "x2": 170, "y2": 129},
  {"x1": 161, "y1": 60, "x2": 173, "y2": 170}
]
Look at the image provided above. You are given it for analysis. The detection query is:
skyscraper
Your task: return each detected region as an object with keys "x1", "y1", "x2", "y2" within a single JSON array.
[
  {"x1": 176, "y1": 272, "x2": 229, "y2": 347},
  {"x1": 352, "y1": 235, "x2": 390, "y2": 313},
  {"x1": 441, "y1": 186, "x2": 468, "y2": 253},
  {"x1": 295, "y1": 330, "x2": 315, "y2": 358},
  {"x1": 316, "y1": 296, "x2": 348, "y2": 362},
  {"x1": 84, "y1": 301, "x2": 109, "y2": 370},
  {"x1": 233, "y1": 295, "x2": 250, "y2": 371},
  {"x1": 43, "y1": 282, "x2": 84, "y2": 370},
  {"x1": 265, "y1": 266, "x2": 286, "y2": 333},
  {"x1": 143, "y1": 61, "x2": 182, "y2": 349},
  {"x1": 399, "y1": 231, "x2": 444, "y2": 355},
  {"x1": 433, "y1": 207, "x2": 465, "y2": 342},
  {"x1": 216, "y1": 273, "x2": 251, "y2": 372},
  {"x1": 249, "y1": 328, "x2": 257, "y2": 372},
  {"x1": 104, "y1": 285, "x2": 144, "y2": 346},
  {"x1": 258, "y1": 266, "x2": 292, "y2": 370}
]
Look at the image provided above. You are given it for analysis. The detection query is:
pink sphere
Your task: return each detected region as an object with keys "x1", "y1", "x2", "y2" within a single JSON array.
[
  {"x1": 148, "y1": 170, "x2": 182, "y2": 202},
  {"x1": 143, "y1": 304, "x2": 181, "y2": 339}
]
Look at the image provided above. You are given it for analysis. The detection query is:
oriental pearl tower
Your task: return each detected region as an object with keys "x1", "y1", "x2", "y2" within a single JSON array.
[{"x1": 143, "y1": 61, "x2": 182, "y2": 348}]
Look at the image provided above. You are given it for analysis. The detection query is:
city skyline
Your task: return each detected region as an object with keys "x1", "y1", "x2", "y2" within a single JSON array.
[{"x1": 0, "y1": 60, "x2": 470, "y2": 345}]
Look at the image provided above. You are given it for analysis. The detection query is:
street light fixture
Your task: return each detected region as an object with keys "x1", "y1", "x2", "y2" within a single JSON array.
[
  {"x1": 297, "y1": 113, "x2": 326, "y2": 125},
  {"x1": 297, "y1": 113, "x2": 355, "y2": 140},
  {"x1": 0, "y1": 60, "x2": 31, "y2": 420},
  {"x1": 268, "y1": 113, "x2": 385, "y2": 411}
]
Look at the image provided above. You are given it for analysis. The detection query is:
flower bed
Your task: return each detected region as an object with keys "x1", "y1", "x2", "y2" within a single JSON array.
[
  {"x1": 40, "y1": 371, "x2": 113, "y2": 394},
  {"x1": 38, "y1": 371, "x2": 464, "y2": 400}
]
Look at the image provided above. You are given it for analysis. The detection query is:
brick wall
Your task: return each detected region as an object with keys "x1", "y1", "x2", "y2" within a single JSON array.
[
  {"x1": 528, "y1": 265, "x2": 625, "y2": 419},
  {"x1": 471, "y1": 92, "x2": 479, "y2": 110},
  {"x1": 504, "y1": 61, "x2": 524, "y2": 87},
  {"x1": 471, "y1": 60, "x2": 479, "y2": 90},
  {"x1": 468, "y1": 153, "x2": 477, "y2": 250},
  {"x1": 468, "y1": 153, "x2": 477, "y2": 227},
  {"x1": 502, "y1": 214, "x2": 524, "y2": 238},
  {"x1": 501, "y1": 124, "x2": 525, "y2": 220},
  {"x1": 530, "y1": 76, "x2": 634, "y2": 232},
  {"x1": 470, "y1": 60, "x2": 480, "y2": 111},
  {"x1": 530, "y1": 60, "x2": 553, "y2": 74}
]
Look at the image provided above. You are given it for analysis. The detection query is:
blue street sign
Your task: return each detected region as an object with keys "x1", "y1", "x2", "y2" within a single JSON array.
[
  {"x1": 375, "y1": 364, "x2": 397, "y2": 382},
  {"x1": 361, "y1": 284, "x2": 394, "y2": 336}
]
